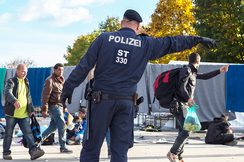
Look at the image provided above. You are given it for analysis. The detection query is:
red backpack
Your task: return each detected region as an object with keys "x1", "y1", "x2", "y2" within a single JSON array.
[{"x1": 153, "y1": 68, "x2": 181, "y2": 108}]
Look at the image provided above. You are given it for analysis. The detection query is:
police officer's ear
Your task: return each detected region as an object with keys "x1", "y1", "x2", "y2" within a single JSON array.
[{"x1": 135, "y1": 22, "x2": 140, "y2": 34}]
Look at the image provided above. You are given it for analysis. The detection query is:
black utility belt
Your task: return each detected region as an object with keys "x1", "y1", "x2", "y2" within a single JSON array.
[{"x1": 91, "y1": 91, "x2": 133, "y2": 104}]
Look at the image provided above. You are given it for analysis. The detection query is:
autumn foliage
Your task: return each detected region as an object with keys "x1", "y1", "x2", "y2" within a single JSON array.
[{"x1": 142, "y1": 0, "x2": 197, "y2": 64}]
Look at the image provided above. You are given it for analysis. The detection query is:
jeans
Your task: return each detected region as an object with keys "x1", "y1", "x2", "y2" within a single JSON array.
[
  {"x1": 105, "y1": 129, "x2": 111, "y2": 156},
  {"x1": 3, "y1": 116, "x2": 36, "y2": 155},
  {"x1": 75, "y1": 134, "x2": 83, "y2": 142},
  {"x1": 170, "y1": 108, "x2": 190, "y2": 156},
  {"x1": 41, "y1": 105, "x2": 66, "y2": 149},
  {"x1": 67, "y1": 134, "x2": 83, "y2": 143}
]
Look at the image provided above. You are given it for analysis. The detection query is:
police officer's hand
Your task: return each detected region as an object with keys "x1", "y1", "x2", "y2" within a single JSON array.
[
  {"x1": 60, "y1": 91, "x2": 72, "y2": 109},
  {"x1": 42, "y1": 111, "x2": 48, "y2": 118},
  {"x1": 197, "y1": 37, "x2": 218, "y2": 49}
]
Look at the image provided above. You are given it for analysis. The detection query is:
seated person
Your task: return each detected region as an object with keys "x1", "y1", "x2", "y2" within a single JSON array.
[
  {"x1": 205, "y1": 114, "x2": 237, "y2": 146},
  {"x1": 66, "y1": 107, "x2": 87, "y2": 145},
  {"x1": 66, "y1": 115, "x2": 83, "y2": 145}
]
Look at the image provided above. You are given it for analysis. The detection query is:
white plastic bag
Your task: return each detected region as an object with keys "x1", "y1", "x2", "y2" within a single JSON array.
[{"x1": 64, "y1": 112, "x2": 74, "y2": 130}]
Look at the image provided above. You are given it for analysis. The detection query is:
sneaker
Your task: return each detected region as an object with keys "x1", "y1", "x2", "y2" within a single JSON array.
[
  {"x1": 60, "y1": 148, "x2": 73, "y2": 154},
  {"x1": 3, "y1": 154, "x2": 12, "y2": 160},
  {"x1": 178, "y1": 154, "x2": 184, "y2": 162},
  {"x1": 30, "y1": 148, "x2": 45, "y2": 160},
  {"x1": 225, "y1": 140, "x2": 238, "y2": 146},
  {"x1": 67, "y1": 140, "x2": 76, "y2": 145},
  {"x1": 166, "y1": 151, "x2": 179, "y2": 162},
  {"x1": 74, "y1": 141, "x2": 81, "y2": 145}
]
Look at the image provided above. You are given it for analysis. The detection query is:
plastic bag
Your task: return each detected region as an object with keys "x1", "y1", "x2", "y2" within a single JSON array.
[
  {"x1": 64, "y1": 112, "x2": 74, "y2": 130},
  {"x1": 182, "y1": 104, "x2": 189, "y2": 118},
  {"x1": 183, "y1": 104, "x2": 201, "y2": 131}
]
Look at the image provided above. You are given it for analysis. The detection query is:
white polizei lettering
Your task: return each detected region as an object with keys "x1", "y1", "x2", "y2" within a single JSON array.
[
  {"x1": 124, "y1": 50, "x2": 129, "y2": 57},
  {"x1": 121, "y1": 37, "x2": 125, "y2": 44},
  {"x1": 117, "y1": 50, "x2": 123, "y2": 56},
  {"x1": 134, "y1": 40, "x2": 139, "y2": 47},
  {"x1": 126, "y1": 38, "x2": 129, "y2": 44},
  {"x1": 109, "y1": 35, "x2": 114, "y2": 42},
  {"x1": 108, "y1": 35, "x2": 141, "y2": 47},
  {"x1": 114, "y1": 36, "x2": 120, "y2": 43},
  {"x1": 128, "y1": 38, "x2": 134, "y2": 45}
]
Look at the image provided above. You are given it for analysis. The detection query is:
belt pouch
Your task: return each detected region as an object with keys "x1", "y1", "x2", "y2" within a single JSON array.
[{"x1": 92, "y1": 91, "x2": 101, "y2": 104}]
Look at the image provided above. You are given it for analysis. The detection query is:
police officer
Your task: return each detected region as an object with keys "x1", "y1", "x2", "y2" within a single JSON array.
[{"x1": 61, "y1": 9, "x2": 218, "y2": 162}]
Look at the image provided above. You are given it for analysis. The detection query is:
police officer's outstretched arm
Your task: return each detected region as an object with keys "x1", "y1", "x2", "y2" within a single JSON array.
[
  {"x1": 149, "y1": 36, "x2": 218, "y2": 61},
  {"x1": 61, "y1": 35, "x2": 101, "y2": 108}
]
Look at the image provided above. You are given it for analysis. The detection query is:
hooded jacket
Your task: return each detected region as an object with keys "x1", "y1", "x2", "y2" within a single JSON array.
[{"x1": 205, "y1": 116, "x2": 234, "y2": 144}]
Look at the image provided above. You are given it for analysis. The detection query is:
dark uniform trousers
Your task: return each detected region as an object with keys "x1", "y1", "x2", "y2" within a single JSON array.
[{"x1": 80, "y1": 99, "x2": 134, "y2": 162}]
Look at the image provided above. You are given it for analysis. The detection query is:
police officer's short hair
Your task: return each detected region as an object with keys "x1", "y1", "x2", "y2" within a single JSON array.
[
  {"x1": 54, "y1": 63, "x2": 64, "y2": 69},
  {"x1": 189, "y1": 53, "x2": 200, "y2": 64}
]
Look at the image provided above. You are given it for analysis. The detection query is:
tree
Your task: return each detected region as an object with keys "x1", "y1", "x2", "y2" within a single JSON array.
[
  {"x1": 142, "y1": 0, "x2": 197, "y2": 64},
  {"x1": 193, "y1": 0, "x2": 244, "y2": 63},
  {"x1": 99, "y1": 16, "x2": 121, "y2": 33},
  {"x1": 1, "y1": 57, "x2": 37, "y2": 68},
  {"x1": 64, "y1": 16, "x2": 121, "y2": 66},
  {"x1": 64, "y1": 30, "x2": 101, "y2": 66}
]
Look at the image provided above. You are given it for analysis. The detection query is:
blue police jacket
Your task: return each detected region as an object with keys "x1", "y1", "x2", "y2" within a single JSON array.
[{"x1": 63, "y1": 28, "x2": 199, "y2": 96}]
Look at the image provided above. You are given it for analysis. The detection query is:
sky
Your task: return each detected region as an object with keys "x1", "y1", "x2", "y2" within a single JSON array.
[{"x1": 0, "y1": 0, "x2": 159, "y2": 67}]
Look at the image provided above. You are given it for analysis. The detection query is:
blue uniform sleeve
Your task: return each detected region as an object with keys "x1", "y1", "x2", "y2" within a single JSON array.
[
  {"x1": 149, "y1": 35, "x2": 199, "y2": 60},
  {"x1": 63, "y1": 35, "x2": 102, "y2": 95}
]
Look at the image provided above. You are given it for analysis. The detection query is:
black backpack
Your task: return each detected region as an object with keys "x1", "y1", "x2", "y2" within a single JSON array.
[
  {"x1": 42, "y1": 133, "x2": 55, "y2": 145},
  {"x1": 153, "y1": 68, "x2": 181, "y2": 108},
  {"x1": 22, "y1": 115, "x2": 42, "y2": 148}
]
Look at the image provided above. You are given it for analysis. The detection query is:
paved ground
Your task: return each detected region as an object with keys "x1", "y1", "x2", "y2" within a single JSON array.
[{"x1": 0, "y1": 129, "x2": 244, "y2": 162}]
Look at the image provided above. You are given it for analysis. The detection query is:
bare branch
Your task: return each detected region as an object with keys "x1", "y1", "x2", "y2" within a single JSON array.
[{"x1": 0, "y1": 57, "x2": 37, "y2": 68}]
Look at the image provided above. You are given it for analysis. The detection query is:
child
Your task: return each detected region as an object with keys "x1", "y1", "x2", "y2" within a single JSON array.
[
  {"x1": 66, "y1": 115, "x2": 83, "y2": 145},
  {"x1": 66, "y1": 107, "x2": 87, "y2": 145}
]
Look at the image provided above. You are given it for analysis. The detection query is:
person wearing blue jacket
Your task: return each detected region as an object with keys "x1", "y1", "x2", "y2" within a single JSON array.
[
  {"x1": 61, "y1": 9, "x2": 218, "y2": 162},
  {"x1": 66, "y1": 107, "x2": 87, "y2": 145}
]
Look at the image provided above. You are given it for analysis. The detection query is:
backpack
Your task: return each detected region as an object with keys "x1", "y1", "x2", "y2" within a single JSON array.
[
  {"x1": 153, "y1": 68, "x2": 181, "y2": 108},
  {"x1": 42, "y1": 133, "x2": 55, "y2": 145},
  {"x1": 22, "y1": 115, "x2": 42, "y2": 148},
  {"x1": 0, "y1": 124, "x2": 5, "y2": 139}
]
